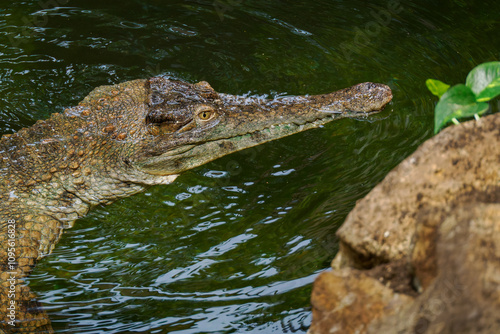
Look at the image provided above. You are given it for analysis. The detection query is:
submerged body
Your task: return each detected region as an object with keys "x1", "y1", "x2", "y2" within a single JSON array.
[{"x1": 0, "y1": 77, "x2": 392, "y2": 332}]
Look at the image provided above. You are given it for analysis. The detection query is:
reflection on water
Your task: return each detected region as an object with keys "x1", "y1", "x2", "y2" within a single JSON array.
[{"x1": 1, "y1": 0, "x2": 499, "y2": 332}]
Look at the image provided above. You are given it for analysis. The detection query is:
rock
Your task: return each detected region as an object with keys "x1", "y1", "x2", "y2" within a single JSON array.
[
  {"x1": 310, "y1": 264, "x2": 414, "y2": 334},
  {"x1": 370, "y1": 203, "x2": 500, "y2": 334},
  {"x1": 309, "y1": 113, "x2": 500, "y2": 334}
]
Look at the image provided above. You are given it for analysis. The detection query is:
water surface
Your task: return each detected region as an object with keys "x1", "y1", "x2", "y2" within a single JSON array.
[{"x1": 0, "y1": 0, "x2": 499, "y2": 332}]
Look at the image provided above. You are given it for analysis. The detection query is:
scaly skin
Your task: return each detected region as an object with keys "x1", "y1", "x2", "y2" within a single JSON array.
[{"x1": 0, "y1": 77, "x2": 392, "y2": 333}]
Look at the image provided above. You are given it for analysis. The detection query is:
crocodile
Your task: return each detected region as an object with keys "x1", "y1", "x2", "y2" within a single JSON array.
[{"x1": 0, "y1": 77, "x2": 392, "y2": 333}]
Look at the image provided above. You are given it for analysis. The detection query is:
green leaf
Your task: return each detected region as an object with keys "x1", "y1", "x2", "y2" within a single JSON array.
[
  {"x1": 426, "y1": 79, "x2": 450, "y2": 98},
  {"x1": 465, "y1": 61, "x2": 500, "y2": 102},
  {"x1": 476, "y1": 76, "x2": 500, "y2": 102},
  {"x1": 434, "y1": 84, "x2": 489, "y2": 133}
]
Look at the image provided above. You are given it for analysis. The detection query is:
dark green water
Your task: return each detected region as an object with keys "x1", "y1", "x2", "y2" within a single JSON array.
[{"x1": 0, "y1": 0, "x2": 499, "y2": 332}]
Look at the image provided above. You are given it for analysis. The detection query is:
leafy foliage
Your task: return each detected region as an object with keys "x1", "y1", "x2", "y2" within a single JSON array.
[
  {"x1": 434, "y1": 85, "x2": 489, "y2": 133},
  {"x1": 466, "y1": 62, "x2": 500, "y2": 102},
  {"x1": 427, "y1": 61, "x2": 500, "y2": 133},
  {"x1": 426, "y1": 79, "x2": 450, "y2": 98}
]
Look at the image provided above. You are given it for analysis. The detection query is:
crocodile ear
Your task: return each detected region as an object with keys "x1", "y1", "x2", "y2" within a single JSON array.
[
  {"x1": 194, "y1": 81, "x2": 219, "y2": 100},
  {"x1": 194, "y1": 81, "x2": 213, "y2": 90},
  {"x1": 145, "y1": 108, "x2": 170, "y2": 124},
  {"x1": 145, "y1": 78, "x2": 179, "y2": 125}
]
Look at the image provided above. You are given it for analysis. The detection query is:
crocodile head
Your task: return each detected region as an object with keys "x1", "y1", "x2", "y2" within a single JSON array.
[{"x1": 129, "y1": 77, "x2": 392, "y2": 180}]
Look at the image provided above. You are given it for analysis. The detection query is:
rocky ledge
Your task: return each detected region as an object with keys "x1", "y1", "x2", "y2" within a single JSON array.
[{"x1": 309, "y1": 113, "x2": 500, "y2": 334}]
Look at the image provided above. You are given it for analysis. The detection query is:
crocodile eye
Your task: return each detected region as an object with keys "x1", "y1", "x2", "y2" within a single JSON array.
[
  {"x1": 199, "y1": 111, "x2": 212, "y2": 120},
  {"x1": 197, "y1": 107, "x2": 215, "y2": 121}
]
